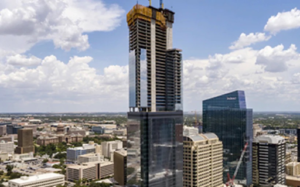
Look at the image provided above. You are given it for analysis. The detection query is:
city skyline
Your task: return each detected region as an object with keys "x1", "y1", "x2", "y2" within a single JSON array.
[{"x1": 0, "y1": 0, "x2": 300, "y2": 112}]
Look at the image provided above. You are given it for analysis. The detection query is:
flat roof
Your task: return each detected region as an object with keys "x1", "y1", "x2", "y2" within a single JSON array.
[
  {"x1": 9, "y1": 173, "x2": 64, "y2": 184},
  {"x1": 254, "y1": 135, "x2": 285, "y2": 144}
]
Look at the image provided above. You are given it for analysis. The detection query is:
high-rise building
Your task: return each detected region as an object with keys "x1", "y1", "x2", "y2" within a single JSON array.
[
  {"x1": 182, "y1": 126, "x2": 223, "y2": 187},
  {"x1": 252, "y1": 135, "x2": 286, "y2": 186},
  {"x1": 203, "y1": 90, "x2": 253, "y2": 186},
  {"x1": 114, "y1": 149, "x2": 127, "y2": 186},
  {"x1": 15, "y1": 128, "x2": 34, "y2": 154},
  {"x1": 126, "y1": 2, "x2": 183, "y2": 187}
]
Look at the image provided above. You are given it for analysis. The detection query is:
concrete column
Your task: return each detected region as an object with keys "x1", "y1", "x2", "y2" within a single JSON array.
[
  {"x1": 151, "y1": 19, "x2": 156, "y2": 112},
  {"x1": 166, "y1": 21, "x2": 173, "y2": 49}
]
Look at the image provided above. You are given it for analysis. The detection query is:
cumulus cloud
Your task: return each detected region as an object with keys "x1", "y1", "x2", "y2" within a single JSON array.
[
  {"x1": 183, "y1": 44, "x2": 300, "y2": 111},
  {"x1": 229, "y1": 33, "x2": 271, "y2": 50},
  {"x1": 0, "y1": 55, "x2": 128, "y2": 112},
  {"x1": 6, "y1": 54, "x2": 41, "y2": 66},
  {"x1": 0, "y1": 0, "x2": 124, "y2": 52},
  {"x1": 256, "y1": 44, "x2": 299, "y2": 72},
  {"x1": 264, "y1": 8, "x2": 300, "y2": 34}
]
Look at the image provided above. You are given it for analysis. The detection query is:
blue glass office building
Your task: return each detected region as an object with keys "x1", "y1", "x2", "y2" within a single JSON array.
[{"x1": 203, "y1": 90, "x2": 253, "y2": 186}]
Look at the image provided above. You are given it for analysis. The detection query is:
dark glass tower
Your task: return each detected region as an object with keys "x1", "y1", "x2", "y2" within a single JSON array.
[
  {"x1": 203, "y1": 90, "x2": 253, "y2": 187},
  {"x1": 126, "y1": 2, "x2": 183, "y2": 187}
]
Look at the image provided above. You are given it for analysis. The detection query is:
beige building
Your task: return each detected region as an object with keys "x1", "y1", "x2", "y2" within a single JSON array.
[
  {"x1": 0, "y1": 125, "x2": 7, "y2": 136},
  {"x1": 0, "y1": 140, "x2": 14, "y2": 154},
  {"x1": 78, "y1": 153, "x2": 103, "y2": 164},
  {"x1": 114, "y1": 149, "x2": 127, "y2": 186},
  {"x1": 66, "y1": 161, "x2": 114, "y2": 182},
  {"x1": 183, "y1": 126, "x2": 223, "y2": 187},
  {"x1": 37, "y1": 133, "x2": 83, "y2": 146},
  {"x1": 101, "y1": 140, "x2": 123, "y2": 158},
  {"x1": 8, "y1": 173, "x2": 64, "y2": 187},
  {"x1": 286, "y1": 162, "x2": 300, "y2": 176}
]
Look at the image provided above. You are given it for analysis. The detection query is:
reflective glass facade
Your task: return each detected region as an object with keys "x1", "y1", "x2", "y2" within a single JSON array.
[
  {"x1": 127, "y1": 111, "x2": 183, "y2": 187},
  {"x1": 203, "y1": 90, "x2": 253, "y2": 187},
  {"x1": 129, "y1": 50, "x2": 136, "y2": 108},
  {"x1": 140, "y1": 49, "x2": 147, "y2": 107}
]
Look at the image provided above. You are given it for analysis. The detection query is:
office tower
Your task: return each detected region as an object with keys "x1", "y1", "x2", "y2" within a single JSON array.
[
  {"x1": 203, "y1": 90, "x2": 253, "y2": 186},
  {"x1": 252, "y1": 135, "x2": 286, "y2": 186},
  {"x1": 114, "y1": 149, "x2": 127, "y2": 186},
  {"x1": 15, "y1": 128, "x2": 34, "y2": 154},
  {"x1": 182, "y1": 126, "x2": 223, "y2": 187},
  {"x1": 127, "y1": 2, "x2": 183, "y2": 187},
  {"x1": 297, "y1": 127, "x2": 300, "y2": 162},
  {"x1": 101, "y1": 140, "x2": 123, "y2": 158}
]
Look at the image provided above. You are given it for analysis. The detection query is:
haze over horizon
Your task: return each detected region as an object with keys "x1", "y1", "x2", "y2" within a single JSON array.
[{"x1": 0, "y1": 0, "x2": 300, "y2": 112}]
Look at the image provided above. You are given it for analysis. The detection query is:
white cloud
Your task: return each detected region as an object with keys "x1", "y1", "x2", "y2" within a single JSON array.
[
  {"x1": 264, "y1": 8, "x2": 300, "y2": 33},
  {"x1": 0, "y1": 55, "x2": 128, "y2": 112},
  {"x1": 229, "y1": 32, "x2": 271, "y2": 50},
  {"x1": 183, "y1": 44, "x2": 300, "y2": 111},
  {"x1": 6, "y1": 54, "x2": 41, "y2": 66},
  {"x1": 0, "y1": 0, "x2": 124, "y2": 52},
  {"x1": 256, "y1": 44, "x2": 299, "y2": 72}
]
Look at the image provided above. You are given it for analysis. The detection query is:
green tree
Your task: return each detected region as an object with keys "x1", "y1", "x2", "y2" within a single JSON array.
[{"x1": 6, "y1": 165, "x2": 13, "y2": 176}]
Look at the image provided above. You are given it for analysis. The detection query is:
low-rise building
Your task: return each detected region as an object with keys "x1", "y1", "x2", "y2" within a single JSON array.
[
  {"x1": 0, "y1": 140, "x2": 14, "y2": 154},
  {"x1": 67, "y1": 144, "x2": 96, "y2": 162},
  {"x1": 101, "y1": 140, "x2": 123, "y2": 158},
  {"x1": 78, "y1": 153, "x2": 103, "y2": 164},
  {"x1": 66, "y1": 161, "x2": 114, "y2": 182},
  {"x1": 8, "y1": 173, "x2": 64, "y2": 187}
]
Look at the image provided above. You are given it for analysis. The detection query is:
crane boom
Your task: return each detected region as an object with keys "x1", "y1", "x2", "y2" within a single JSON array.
[{"x1": 232, "y1": 142, "x2": 248, "y2": 180}]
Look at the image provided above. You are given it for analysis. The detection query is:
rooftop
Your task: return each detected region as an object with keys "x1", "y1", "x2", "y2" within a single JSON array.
[
  {"x1": 254, "y1": 135, "x2": 285, "y2": 144},
  {"x1": 9, "y1": 173, "x2": 64, "y2": 184}
]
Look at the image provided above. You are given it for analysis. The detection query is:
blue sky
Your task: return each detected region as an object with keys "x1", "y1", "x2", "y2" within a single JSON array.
[{"x1": 0, "y1": 0, "x2": 300, "y2": 112}]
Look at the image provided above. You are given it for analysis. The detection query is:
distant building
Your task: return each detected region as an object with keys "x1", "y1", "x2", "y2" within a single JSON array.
[
  {"x1": 203, "y1": 90, "x2": 253, "y2": 186},
  {"x1": 67, "y1": 128, "x2": 86, "y2": 136},
  {"x1": 183, "y1": 126, "x2": 223, "y2": 187},
  {"x1": 286, "y1": 152, "x2": 292, "y2": 164},
  {"x1": 78, "y1": 153, "x2": 103, "y2": 164},
  {"x1": 0, "y1": 125, "x2": 7, "y2": 136},
  {"x1": 66, "y1": 161, "x2": 113, "y2": 182},
  {"x1": 0, "y1": 140, "x2": 14, "y2": 154},
  {"x1": 37, "y1": 133, "x2": 83, "y2": 146},
  {"x1": 253, "y1": 124, "x2": 263, "y2": 138},
  {"x1": 7, "y1": 124, "x2": 23, "y2": 134},
  {"x1": 15, "y1": 128, "x2": 34, "y2": 154},
  {"x1": 8, "y1": 173, "x2": 64, "y2": 187},
  {"x1": 252, "y1": 135, "x2": 286, "y2": 186},
  {"x1": 286, "y1": 162, "x2": 300, "y2": 176},
  {"x1": 67, "y1": 143, "x2": 96, "y2": 162},
  {"x1": 101, "y1": 140, "x2": 122, "y2": 158},
  {"x1": 91, "y1": 126, "x2": 105, "y2": 134},
  {"x1": 298, "y1": 127, "x2": 300, "y2": 162},
  {"x1": 114, "y1": 149, "x2": 127, "y2": 186}
]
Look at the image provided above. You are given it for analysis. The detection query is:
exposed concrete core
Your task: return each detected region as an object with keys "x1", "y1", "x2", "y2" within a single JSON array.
[
  {"x1": 166, "y1": 21, "x2": 173, "y2": 49},
  {"x1": 151, "y1": 19, "x2": 156, "y2": 112}
]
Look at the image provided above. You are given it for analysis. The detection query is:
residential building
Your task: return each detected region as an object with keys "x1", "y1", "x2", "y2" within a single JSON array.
[
  {"x1": 203, "y1": 90, "x2": 253, "y2": 186},
  {"x1": 15, "y1": 128, "x2": 34, "y2": 154},
  {"x1": 252, "y1": 135, "x2": 286, "y2": 186},
  {"x1": 67, "y1": 144, "x2": 96, "y2": 162},
  {"x1": 114, "y1": 149, "x2": 127, "y2": 186},
  {"x1": 0, "y1": 140, "x2": 14, "y2": 154},
  {"x1": 182, "y1": 126, "x2": 223, "y2": 187},
  {"x1": 101, "y1": 140, "x2": 123, "y2": 158},
  {"x1": 8, "y1": 173, "x2": 64, "y2": 187},
  {"x1": 126, "y1": 2, "x2": 183, "y2": 186},
  {"x1": 66, "y1": 161, "x2": 113, "y2": 182}
]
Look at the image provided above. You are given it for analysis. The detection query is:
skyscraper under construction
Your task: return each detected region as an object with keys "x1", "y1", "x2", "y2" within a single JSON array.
[{"x1": 127, "y1": 1, "x2": 183, "y2": 187}]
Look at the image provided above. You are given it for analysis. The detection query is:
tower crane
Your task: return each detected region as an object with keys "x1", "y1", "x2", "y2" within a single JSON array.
[
  {"x1": 226, "y1": 142, "x2": 248, "y2": 187},
  {"x1": 148, "y1": 0, "x2": 164, "y2": 8}
]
